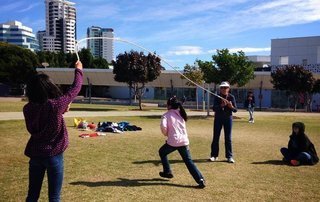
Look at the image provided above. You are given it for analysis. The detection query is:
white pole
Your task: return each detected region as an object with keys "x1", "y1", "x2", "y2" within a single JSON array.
[{"x1": 207, "y1": 83, "x2": 210, "y2": 116}]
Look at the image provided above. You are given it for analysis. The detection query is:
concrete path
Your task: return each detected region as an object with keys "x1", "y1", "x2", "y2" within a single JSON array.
[{"x1": 0, "y1": 110, "x2": 319, "y2": 121}]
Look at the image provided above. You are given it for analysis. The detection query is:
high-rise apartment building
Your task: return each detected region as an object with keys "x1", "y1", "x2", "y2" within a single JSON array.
[
  {"x1": 87, "y1": 26, "x2": 114, "y2": 62},
  {"x1": 42, "y1": 0, "x2": 76, "y2": 53},
  {"x1": 36, "y1": 30, "x2": 46, "y2": 51},
  {"x1": 0, "y1": 21, "x2": 39, "y2": 52}
]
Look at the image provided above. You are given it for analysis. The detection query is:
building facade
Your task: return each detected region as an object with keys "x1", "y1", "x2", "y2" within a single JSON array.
[
  {"x1": 42, "y1": 0, "x2": 76, "y2": 53},
  {"x1": 271, "y1": 36, "x2": 320, "y2": 67},
  {"x1": 87, "y1": 26, "x2": 114, "y2": 63},
  {"x1": 270, "y1": 36, "x2": 320, "y2": 108},
  {"x1": 0, "y1": 21, "x2": 39, "y2": 51},
  {"x1": 36, "y1": 30, "x2": 46, "y2": 51}
]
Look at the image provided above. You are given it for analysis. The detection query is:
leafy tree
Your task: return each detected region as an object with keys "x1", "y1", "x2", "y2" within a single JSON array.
[
  {"x1": 113, "y1": 50, "x2": 161, "y2": 110},
  {"x1": 0, "y1": 42, "x2": 39, "y2": 86},
  {"x1": 77, "y1": 48, "x2": 93, "y2": 69},
  {"x1": 197, "y1": 49, "x2": 255, "y2": 87},
  {"x1": 92, "y1": 57, "x2": 109, "y2": 69},
  {"x1": 182, "y1": 64, "x2": 204, "y2": 109},
  {"x1": 271, "y1": 65, "x2": 315, "y2": 111},
  {"x1": 309, "y1": 79, "x2": 320, "y2": 111}
]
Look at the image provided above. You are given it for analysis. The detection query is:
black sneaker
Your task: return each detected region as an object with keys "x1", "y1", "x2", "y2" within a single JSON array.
[
  {"x1": 159, "y1": 172, "x2": 174, "y2": 179},
  {"x1": 198, "y1": 179, "x2": 206, "y2": 189}
]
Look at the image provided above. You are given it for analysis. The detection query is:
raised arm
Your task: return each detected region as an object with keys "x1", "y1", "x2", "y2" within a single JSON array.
[{"x1": 52, "y1": 61, "x2": 83, "y2": 114}]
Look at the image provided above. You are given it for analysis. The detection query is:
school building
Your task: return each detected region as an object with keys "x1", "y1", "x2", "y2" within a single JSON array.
[{"x1": 36, "y1": 35, "x2": 320, "y2": 110}]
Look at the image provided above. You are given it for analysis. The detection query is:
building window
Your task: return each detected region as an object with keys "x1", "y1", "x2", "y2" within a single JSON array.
[
  {"x1": 302, "y1": 59, "x2": 307, "y2": 66},
  {"x1": 279, "y1": 56, "x2": 289, "y2": 65}
]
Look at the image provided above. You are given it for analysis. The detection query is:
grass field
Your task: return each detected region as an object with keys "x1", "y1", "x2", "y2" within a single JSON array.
[
  {"x1": 0, "y1": 100, "x2": 163, "y2": 112},
  {"x1": 0, "y1": 112, "x2": 319, "y2": 201}
]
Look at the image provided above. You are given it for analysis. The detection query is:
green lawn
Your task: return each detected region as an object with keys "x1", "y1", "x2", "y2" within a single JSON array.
[
  {"x1": 0, "y1": 114, "x2": 319, "y2": 201},
  {"x1": 0, "y1": 101, "x2": 164, "y2": 112}
]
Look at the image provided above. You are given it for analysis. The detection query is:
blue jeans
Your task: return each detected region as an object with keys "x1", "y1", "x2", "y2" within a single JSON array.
[
  {"x1": 26, "y1": 153, "x2": 64, "y2": 202},
  {"x1": 159, "y1": 143, "x2": 204, "y2": 183},
  {"x1": 211, "y1": 116, "x2": 233, "y2": 158},
  {"x1": 280, "y1": 148, "x2": 312, "y2": 165},
  {"x1": 248, "y1": 107, "x2": 254, "y2": 120}
]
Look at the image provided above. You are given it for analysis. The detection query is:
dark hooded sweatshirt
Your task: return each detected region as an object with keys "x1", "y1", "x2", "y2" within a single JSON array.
[{"x1": 288, "y1": 122, "x2": 319, "y2": 165}]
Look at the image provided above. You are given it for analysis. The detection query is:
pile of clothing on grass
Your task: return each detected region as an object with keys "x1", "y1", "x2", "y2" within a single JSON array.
[{"x1": 74, "y1": 118, "x2": 142, "y2": 138}]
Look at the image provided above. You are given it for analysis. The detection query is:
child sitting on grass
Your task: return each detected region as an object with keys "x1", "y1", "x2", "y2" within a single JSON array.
[
  {"x1": 281, "y1": 122, "x2": 319, "y2": 166},
  {"x1": 158, "y1": 96, "x2": 205, "y2": 188}
]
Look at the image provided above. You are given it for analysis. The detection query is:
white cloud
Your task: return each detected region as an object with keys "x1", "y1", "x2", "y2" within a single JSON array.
[
  {"x1": 0, "y1": 1, "x2": 25, "y2": 11},
  {"x1": 167, "y1": 46, "x2": 204, "y2": 56},
  {"x1": 209, "y1": 47, "x2": 271, "y2": 54},
  {"x1": 18, "y1": 3, "x2": 40, "y2": 13},
  {"x1": 138, "y1": 0, "x2": 320, "y2": 43}
]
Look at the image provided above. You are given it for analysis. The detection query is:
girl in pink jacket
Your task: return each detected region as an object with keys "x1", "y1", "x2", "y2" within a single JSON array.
[{"x1": 159, "y1": 96, "x2": 205, "y2": 188}]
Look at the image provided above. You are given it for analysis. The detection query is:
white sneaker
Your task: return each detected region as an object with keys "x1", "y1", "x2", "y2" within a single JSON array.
[
  {"x1": 251, "y1": 120, "x2": 254, "y2": 123},
  {"x1": 227, "y1": 158, "x2": 235, "y2": 163},
  {"x1": 209, "y1": 157, "x2": 218, "y2": 162},
  {"x1": 248, "y1": 120, "x2": 252, "y2": 123}
]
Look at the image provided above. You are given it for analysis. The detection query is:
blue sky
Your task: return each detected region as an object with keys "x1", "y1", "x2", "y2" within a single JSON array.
[{"x1": 1, "y1": 0, "x2": 320, "y2": 68}]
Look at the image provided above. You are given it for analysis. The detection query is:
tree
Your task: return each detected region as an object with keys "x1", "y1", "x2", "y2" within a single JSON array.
[
  {"x1": 182, "y1": 64, "x2": 204, "y2": 109},
  {"x1": 113, "y1": 50, "x2": 161, "y2": 110},
  {"x1": 0, "y1": 42, "x2": 39, "y2": 86},
  {"x1": 309, "y1": 79, "x2": 320, "y2": 111},
  {"x1": 271, "y1": 65, "x2": 315, "y2": 111},
  {"x1": 197, "y1": 49, "x2": 255, "y2": 87},
  {"x1": 92, "y1": 57, "x2": 109, "y2": 69},
  {"x1": 77, "y1": 48, "x2": 94, "y2": 69}
]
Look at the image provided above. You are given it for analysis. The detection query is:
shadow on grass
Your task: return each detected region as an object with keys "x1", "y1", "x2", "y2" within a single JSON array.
[
  {"x1": 132, "y1": 159, "x2": 210, "y2": 166},
  {"x1": 70, "y1": 108, "x2": 118, "y2": 112},
  {"x1": 251, "y1": 160, "x2": 286, "y2": 165},
  {"x1": 70, "y1": 178, "x2": 197, "y2": 188},
  {"x1": 142, "y1": 115, "x2": 212, "y2": 120}
]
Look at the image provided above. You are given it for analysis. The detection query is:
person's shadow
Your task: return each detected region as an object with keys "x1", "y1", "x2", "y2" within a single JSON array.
[
  {"x1": 251, "y1": 160, "x2": 286, "y2": 166},
  {"x1": 132, "y1": 159, "x2": 209, "y2": 166},
  {"x1": 70, "y1": 178, "x2": 198, "y2": 188}
]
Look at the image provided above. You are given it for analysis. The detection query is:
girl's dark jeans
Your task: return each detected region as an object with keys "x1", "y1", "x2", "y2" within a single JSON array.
[
  {"x1": 280, "y1": 148, "x2": 312, "y2": 165},
  {"x1": 26, "y1": 153, "x2": 64, "y2": 202},
  {"x1": 159, "y1": 143, "x2": 204, "y2": 183}
]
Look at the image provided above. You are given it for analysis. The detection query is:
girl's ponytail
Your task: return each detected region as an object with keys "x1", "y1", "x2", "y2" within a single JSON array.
[
  {"x1": 178, "y1": 103, "x2": 188, "y2": 122},
  {"x1": 167, "y1": 96, "x2": 188, "y2": 121}
]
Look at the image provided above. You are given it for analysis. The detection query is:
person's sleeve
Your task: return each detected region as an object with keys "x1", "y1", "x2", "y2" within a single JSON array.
[
  {"x1": 244, "y1": 99, "x2": 248, "y2": 108},
  {"x1": 160, "y1": 115, "x2": 168, "y2": 136},
  {"x1": 288, "y1": 138, "x2": 293, "y2": 151},
  {"x1": 212, "y1": 97, "x2": 221, "y2": 112},
  {"x1": 231, "y1": 96, "x2": 238, "y2": 113},
  {"x1": 51, "y1": 69, "x2": 83, "y2": 114}
]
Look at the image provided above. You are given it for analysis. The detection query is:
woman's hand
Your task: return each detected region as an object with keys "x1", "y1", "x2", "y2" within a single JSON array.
[
  {"x1": 75, "y1": 61, "x2": 83, "y2": 70},
  {"x1": 221, "y1": 100, "x2": 228, "y2": 107},
  {"x1": 227, "y1": 101, "x2": 234, "y2": 109}
]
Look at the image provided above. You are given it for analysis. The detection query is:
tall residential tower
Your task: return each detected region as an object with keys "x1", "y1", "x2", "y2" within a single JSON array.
[
  {"x1": 42, "y1": 0, "x2": 76, "y2": 52},
  {"x1": 87, "y1": 26, "x2": 114, "y2": 63}
]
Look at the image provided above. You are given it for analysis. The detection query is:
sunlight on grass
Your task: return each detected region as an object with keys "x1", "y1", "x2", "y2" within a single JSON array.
[{"x1": 0, "y1": 115, "x2": 319, "y2": 201}]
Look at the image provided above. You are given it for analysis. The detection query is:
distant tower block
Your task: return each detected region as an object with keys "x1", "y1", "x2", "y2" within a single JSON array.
[{"x1": 87, "y1": 26, "x2": 114, "y2": 63}]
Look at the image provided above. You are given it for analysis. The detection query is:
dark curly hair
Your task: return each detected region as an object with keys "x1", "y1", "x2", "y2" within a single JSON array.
[{"x1": 26, "y1": 73, "x2": 62, "y2": 104}]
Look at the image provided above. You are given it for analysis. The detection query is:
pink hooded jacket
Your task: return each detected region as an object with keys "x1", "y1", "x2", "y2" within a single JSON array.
[{"x1": 160, "y1": 109, "x2": 189, "y2": 147}]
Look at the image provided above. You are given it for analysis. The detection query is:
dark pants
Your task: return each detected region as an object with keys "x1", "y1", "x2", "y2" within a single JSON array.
[
  {"x1": 211, "y1": 116, "x2": 233, "y2": 158},
  {"x1": 248, "y1": 107, "x2": 254, "y2": 120},
  {"x1": 280, "y1": 148, "x2": 312, "y2": 165},
  {"x1": 26, "y1": 153, "x2": 64, "y2": 202},
  {"x1": 159, "y1": 143, "x2": 204, "y2": 183}
]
